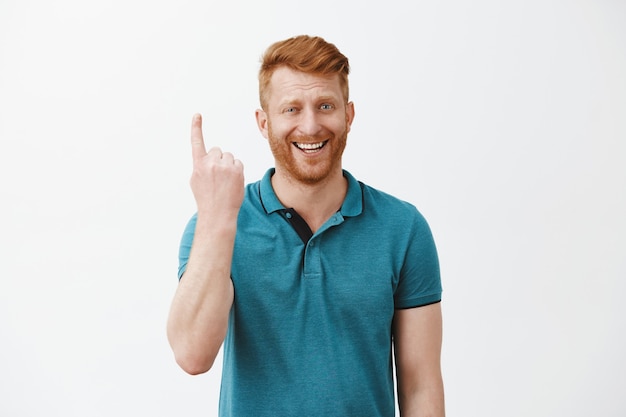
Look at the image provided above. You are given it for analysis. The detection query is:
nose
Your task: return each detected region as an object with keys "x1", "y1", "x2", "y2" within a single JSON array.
[{"x1": 297, "y1": 108, "x2": 323, "y2": 136}]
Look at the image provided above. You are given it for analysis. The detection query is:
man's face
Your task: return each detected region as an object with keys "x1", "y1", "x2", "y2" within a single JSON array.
[{"x1": 256, "y1": 67, "x2": 355, "y2": 185}]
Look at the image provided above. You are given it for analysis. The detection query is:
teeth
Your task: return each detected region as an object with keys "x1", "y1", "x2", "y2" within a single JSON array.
[{"x1": 295, "y1": 142, "x2": 325, "y2": 150}]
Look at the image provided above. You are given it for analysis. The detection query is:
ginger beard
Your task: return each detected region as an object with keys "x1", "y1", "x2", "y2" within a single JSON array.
[{"x1": 267, "y1": 119, "x2": 348, "y2": 185}]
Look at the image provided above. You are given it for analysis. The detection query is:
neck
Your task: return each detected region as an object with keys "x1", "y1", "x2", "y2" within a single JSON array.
[{"x1": 271, "y1": 168, "x2": 347, "y2": 233}]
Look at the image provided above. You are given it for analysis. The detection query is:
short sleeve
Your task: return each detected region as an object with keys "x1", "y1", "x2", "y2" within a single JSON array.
[
  {"x1": 393, "y1": 210, "x2": 442, "y2": 309},
  {"x1": 177, "y1": 213, "x2": 198, "y2": 280}
]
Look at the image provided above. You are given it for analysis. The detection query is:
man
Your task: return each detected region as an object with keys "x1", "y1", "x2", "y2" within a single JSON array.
[{"x1": 167, "y1": 35, "x2": 444, "y2": 416}]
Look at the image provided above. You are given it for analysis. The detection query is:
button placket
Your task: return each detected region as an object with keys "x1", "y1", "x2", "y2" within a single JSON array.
[
  {"x1": 303, "y1": 237, "x2": 321, "y2": 279},
  {"x1": 302, "y1": 214, "x2": 343, "y2": 279}
]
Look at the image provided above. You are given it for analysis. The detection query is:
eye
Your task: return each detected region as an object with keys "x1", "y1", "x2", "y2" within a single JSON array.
[
  {"x1": 320, "y1": 103, "x2": 334, "y2": 110},
  {"x1": 284, "y1": 107, "x2": 297, "y2": 113}
]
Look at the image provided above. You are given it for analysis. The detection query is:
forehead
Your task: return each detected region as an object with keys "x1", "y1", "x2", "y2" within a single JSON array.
[{"x1": 267, "y1": 67, "x2": 343, "y2": 103}]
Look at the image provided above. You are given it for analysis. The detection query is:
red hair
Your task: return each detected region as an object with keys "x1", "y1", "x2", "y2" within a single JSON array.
[{"x1": 258, "y1": 35, "x2": 350, "y2": 109}]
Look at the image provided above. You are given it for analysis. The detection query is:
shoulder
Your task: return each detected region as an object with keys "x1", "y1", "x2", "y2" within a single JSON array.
[{"x1": 358, "y1": 180, "x2": 427, "y2": 226}]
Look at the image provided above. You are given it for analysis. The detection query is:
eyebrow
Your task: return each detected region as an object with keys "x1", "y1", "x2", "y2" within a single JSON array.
[
  {"x1": 278, "y1": 98, "x2": 300, "y2": 107},
  {"x1": 279, "y1": 95, "x2": 340, "y2": 106},
  {"x1": 316, "y1": 95, "x2": 340, "y2": 103}
]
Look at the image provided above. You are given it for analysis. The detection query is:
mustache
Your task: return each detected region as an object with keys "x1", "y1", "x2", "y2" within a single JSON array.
[{"x1": 287, "y1": 133, "x2": 333, "y2": 142}]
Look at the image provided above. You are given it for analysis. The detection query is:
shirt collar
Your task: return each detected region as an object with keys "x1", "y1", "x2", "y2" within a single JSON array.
[{"x1": 259, "y1": 168, "x2": 363, "y2": 217}]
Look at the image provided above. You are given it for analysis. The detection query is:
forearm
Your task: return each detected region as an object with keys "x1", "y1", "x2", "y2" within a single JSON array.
[
  {"x1": 167, "y1": 214, "x2": 236, "y2": 375},
  {"x1": 398, "y1": 378, "x2": 445, "y2": 417}
]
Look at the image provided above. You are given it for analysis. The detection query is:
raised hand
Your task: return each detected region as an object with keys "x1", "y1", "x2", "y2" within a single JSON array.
[{"x1": 189, "y1": 113, "x2": 244, "y2": 217}]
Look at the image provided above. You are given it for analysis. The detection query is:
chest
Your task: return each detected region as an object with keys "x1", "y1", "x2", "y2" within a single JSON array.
[{"x1": 231, "y1": 215, "x2": 401, "y2": 327}]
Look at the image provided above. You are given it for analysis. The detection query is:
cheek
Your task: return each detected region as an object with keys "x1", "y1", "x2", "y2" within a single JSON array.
[
  {"x1": 268, "y1": 118, "x2": 289, "y2": 136},
  {"x1": 268, "y1": 122, "x2": 293, "y2": 145},
  {"x1": 332, "y1": 117, "x2": 350, "y2": 134}
]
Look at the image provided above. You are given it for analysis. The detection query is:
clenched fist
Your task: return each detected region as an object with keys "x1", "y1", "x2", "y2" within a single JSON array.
[{"x1": 189, "y1": 113, "x2": 244, "y2": 217}]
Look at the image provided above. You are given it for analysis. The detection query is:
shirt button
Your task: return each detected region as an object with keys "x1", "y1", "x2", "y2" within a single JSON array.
[
  {"x1": 310, "y1": 241, "x2": 315, "y2": 247},
  {"x1": 285, "y1": 212, "x2": 292, "y2": 219}
]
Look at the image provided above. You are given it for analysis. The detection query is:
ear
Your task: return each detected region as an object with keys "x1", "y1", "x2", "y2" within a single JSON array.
[
  {"x1": 255, "y1": 109, "x2": 269, "y2": 139},
  {"x1": 345, "y1": 101, "x2": 355, "y2": 133}
]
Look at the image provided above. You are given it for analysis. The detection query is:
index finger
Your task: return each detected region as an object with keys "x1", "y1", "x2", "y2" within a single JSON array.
[{"x1": 190, "y1": 113, "x2": 206, "y2": 162}]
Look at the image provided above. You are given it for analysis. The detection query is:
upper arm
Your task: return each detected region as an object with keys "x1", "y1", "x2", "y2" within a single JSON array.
[{"x1": 393, "y1": 302, "x2": 445, "y2": 416}]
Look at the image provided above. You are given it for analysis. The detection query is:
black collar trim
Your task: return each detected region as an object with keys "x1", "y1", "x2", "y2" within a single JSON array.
[{"x1": 281, "y1": 208, "x2": 313, "y2": 244}]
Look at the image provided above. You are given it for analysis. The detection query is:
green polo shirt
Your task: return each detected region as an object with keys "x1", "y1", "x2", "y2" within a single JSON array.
[{"x1": 178, "y1": 169, "x2": 442, "y2": 416}]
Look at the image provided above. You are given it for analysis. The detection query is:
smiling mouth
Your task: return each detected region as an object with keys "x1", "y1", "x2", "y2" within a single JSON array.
[{"x1": 293, "y1": 140, "x2": 328, "y2": 153}]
